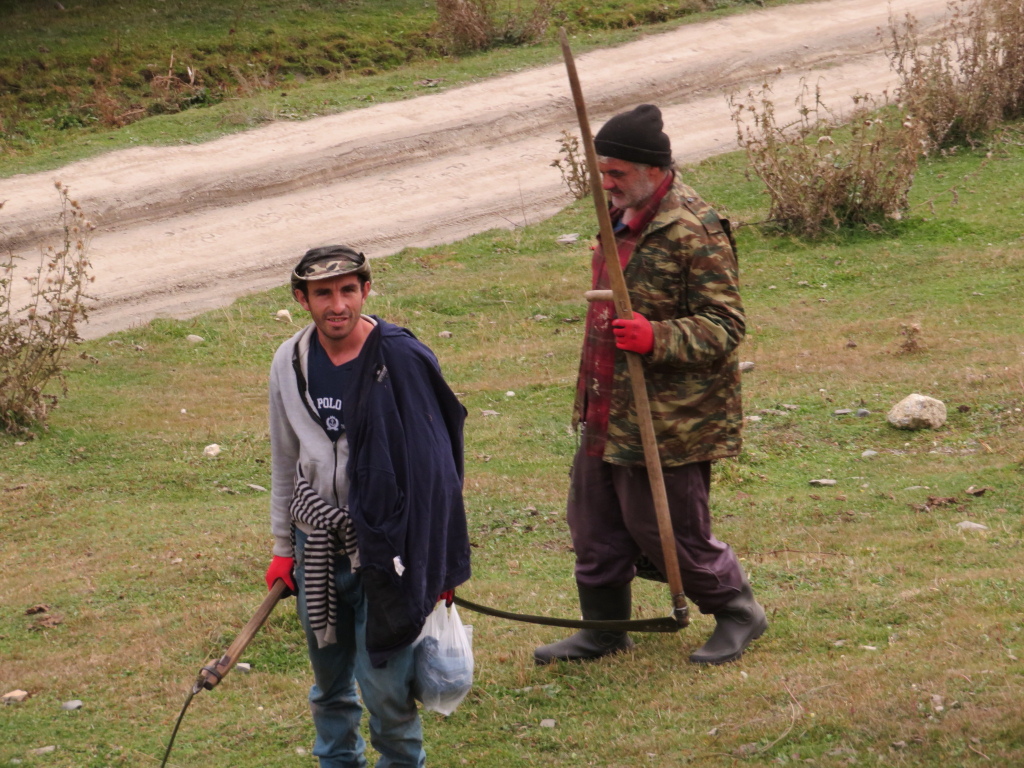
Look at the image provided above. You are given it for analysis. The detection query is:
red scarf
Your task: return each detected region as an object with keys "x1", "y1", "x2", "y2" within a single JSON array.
[{"x1": 577, "y1": 171, "x2": 674, "y2": 456}]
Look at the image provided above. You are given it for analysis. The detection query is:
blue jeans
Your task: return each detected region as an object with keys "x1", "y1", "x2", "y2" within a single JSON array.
[{"x1": 295, "y1": 529, "x2": 426, "y2": 768}]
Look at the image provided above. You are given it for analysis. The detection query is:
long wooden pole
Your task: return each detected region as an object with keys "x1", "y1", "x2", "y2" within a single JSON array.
[
  {"x1": 198, "y1": 579, "x2": 288, "y2": 690},
  {"x1": 559, "y1": 28, "x2": 688, "y2": 628}
]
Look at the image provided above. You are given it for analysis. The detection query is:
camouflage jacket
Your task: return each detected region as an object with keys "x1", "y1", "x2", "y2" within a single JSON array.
[{"x1": 573, "y1": 174, "x2": 745, "y2": 466}]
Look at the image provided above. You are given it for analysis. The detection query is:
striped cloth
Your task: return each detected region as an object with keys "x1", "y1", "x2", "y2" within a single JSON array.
[{"x1": 289, "y1": 468, "x2": 359, "y2": 649}]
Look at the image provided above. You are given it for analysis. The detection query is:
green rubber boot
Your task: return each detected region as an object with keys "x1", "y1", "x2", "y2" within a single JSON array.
[
  {"x1": 689, "y1": 582, "x2": 767, "y2": 665},
  {"x1": 534, "y1": 584, "x2": 635, "y2": 665}
]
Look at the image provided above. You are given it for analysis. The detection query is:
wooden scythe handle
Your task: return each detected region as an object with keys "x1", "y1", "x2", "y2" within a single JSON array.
[
  {"x1": 198, "y1": 579, "x2": 288, "y2": 690},
  {"x1": 558, "y1": 28, "x2": 688, "y2": 627}
]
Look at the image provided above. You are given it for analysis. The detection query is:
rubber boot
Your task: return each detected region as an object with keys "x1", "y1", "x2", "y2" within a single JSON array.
[
  {"x1": 533, "y1": 584, "x2": 635, "y2": 665},
  {"x1": 689, "y1": 582, "x2": 767, "y2": 665}
]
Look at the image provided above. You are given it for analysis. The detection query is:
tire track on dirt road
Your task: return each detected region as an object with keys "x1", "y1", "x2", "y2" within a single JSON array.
[{"x1": 0, "y1": 0, "x2": 949, "y2": 338}]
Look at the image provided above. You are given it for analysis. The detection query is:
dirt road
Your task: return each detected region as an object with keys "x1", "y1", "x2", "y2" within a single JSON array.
[{"x1": 0, "y1": 0, "x2": 949, "y2": 339}]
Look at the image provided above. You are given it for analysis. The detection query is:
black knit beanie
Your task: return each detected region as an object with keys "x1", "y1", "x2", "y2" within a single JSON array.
[{"x1": 594, "y1": 104, "x2": 672, "y2": 167}]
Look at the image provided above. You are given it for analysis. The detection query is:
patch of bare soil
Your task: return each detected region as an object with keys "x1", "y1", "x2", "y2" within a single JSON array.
[{"x1": 0, "y1": 0, "x2": 949, "y2": 339}]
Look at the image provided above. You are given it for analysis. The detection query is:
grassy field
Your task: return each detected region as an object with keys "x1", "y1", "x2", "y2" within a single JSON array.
[
  {"x1": 1, "y1": 125, "x2": 1023, "y2": 766},
  {"x1": 0, "y1": 0, "x2": 765, "y2": 176}
]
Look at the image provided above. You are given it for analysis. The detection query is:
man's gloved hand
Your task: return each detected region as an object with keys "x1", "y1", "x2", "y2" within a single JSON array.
[
  {"x1": 265, "y1": 555, "x2": 296, "y2": 596},
  {"x1": 611, "y1": 314, "x2": 654, "y2": 355},
  {"x1": 438, "y1": 590, "x2": 454, "y2": 606}
]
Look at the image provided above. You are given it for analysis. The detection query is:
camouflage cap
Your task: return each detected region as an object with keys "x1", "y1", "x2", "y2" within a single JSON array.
[{"x1": 291, "y1": 245, "x2": 371, "y2": 292}]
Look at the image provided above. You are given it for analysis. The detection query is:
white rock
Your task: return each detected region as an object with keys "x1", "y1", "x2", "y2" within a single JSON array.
[
  {"x1": 235, "y1": 663, "x2": 252, "y2": 673},
  {"x1": 887, "y1": 394, "x2": 947, "y2": 430},
  {"x1": 506, "y1": 391, "x2": 515, "y2": 397},
  {"x1": 480, "y1": 410, "x2": 500, "y2": 417},
  {"x1": 438, "y1": 330, "x2": 453, "y2": 338},
  {"x1": 186, "y1": 334, "x2": 205, "y2": 344},
  {"x1": 861, "y1": 450, "x2": 878, "y2": 458},
  {"x1": 556, "y1": 233, "x2": 580, "y2": 244},
  {"x1": 745, "y1": 415, "x2": 762, "y2": 422},
  {"x1": 957, "y1": 521, "x2": 988, "y2": 531},
  {"x1": 540, "y1": 718, "x2": 557, "y2": 728},
  {"x1": 276, "y1": 309, "x2": 292, "y2": 323},
  {"x1": 203, "y1": 444, "x2": 221, "y2": 458},
  {"x1": 247, "y1": 484, "x2": 268, "y2": 492},
  {"x1": 739, "y1": 361, "x2": 755, "y2": 372},
  {"x1": 809, "y1": 478, "x2": 837, "y2": 487},
  {"x1": 29, "y1": 746, "x2": 56, "y2": 756},
  {"x1": 2, "y1": 690, "x2": 28, "y2": 704},
  {"x1": 61, "y1": 700, "x2": 83, "y2": 711}
]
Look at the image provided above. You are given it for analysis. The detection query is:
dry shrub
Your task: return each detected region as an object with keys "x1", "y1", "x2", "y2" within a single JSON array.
[
  {"x1": 435, "y1": 0, "x2": 555, "y2": 53},
  {"x1": 550, "y1": 130, "x2": 590, "y2": 200},
  {"x1": 887, "y1": 0, "x2": 1024, "y2": 150},
  {"x1": 0, "y1": 183, "x2": 93, "y2": 434},
  {"x1": 146, "y1": 54, "x2": 219, "y2": 116},
  {"x1": 896, "y1": 322, "x2": 925, "y2": 354},
  {"x1": 730, "y1": 79, "x2": 926, "y2": 237},
  {"x1": 228, "y1": 63, "x2": 277, "y2": 98}
]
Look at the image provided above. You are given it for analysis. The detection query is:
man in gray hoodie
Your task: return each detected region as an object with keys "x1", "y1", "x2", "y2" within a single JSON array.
[{"x1": 264, "y1": 245, "x2": 470, "y2": 768}]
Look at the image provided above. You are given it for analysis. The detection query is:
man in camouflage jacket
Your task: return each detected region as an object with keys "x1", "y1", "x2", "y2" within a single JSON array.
[{"x1": 535, "y1": 104, "x2": 767, "y2": 666}]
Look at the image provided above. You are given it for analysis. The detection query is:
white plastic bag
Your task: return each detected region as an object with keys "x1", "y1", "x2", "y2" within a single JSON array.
[{"x1": 412, "y1": 601, "x2": 473, "y2": 715}]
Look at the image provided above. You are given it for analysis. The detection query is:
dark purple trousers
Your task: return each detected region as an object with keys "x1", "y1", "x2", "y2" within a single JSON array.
[{"x1": 567, "y1": 447, "x2": 745, "y2": 615}]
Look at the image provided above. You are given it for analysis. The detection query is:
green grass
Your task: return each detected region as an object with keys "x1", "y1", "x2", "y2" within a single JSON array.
[
  {"x1": 0, "y1": 0, "x2": 768, "y2": 176},
  {"x1": 1, "y1": 130, "x2": 1023, "y2": 765}
]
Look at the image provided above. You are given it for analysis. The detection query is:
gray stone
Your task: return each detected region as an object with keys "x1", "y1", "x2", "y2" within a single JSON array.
[
  {"x1": 856, "y1": 408, "x2": 871, "y2": 417},
  {"x1": 861, "y1": 450, "x2": 878, "y2": 458},
  {"x1": 61, "y1": 700, "x2": 83, "y2": 711},
  {"x1": 739, "y1": 361, "x2": 755, "y2": 373},
  {"x1": 809, "y1": 478, "x2": 837, "y2": 487},
  {"x1": 887, "y1": 394, "x2": 947, "y2": 430},
  {"x1": 833, "y1": 409, "x2": 853, "y2": 416}
]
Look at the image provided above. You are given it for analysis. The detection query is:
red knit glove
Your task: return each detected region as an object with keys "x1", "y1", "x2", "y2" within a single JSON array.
[
  {"x1": 438, "y1": 590, "x2": 454, "y2": 606},
  {"x1": 611, "y1": 314, "x2": 654, "y2": 354},
  {"x1": 265, "y1": 555, "x2": 296, "y2": 595}
]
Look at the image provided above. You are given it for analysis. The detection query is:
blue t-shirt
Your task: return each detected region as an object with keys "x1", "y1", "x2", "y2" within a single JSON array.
[{"x1": 307, "y1": 333, "x2": 356, "y2": 443}]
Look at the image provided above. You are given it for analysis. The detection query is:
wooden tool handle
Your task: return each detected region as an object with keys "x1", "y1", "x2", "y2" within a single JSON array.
[
  {"x1": 559, "y1": 28, "x2": 688, "y2": 626},
  {"x1": 199, "y1": 579, "x2": 288, "y2": 690}
]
